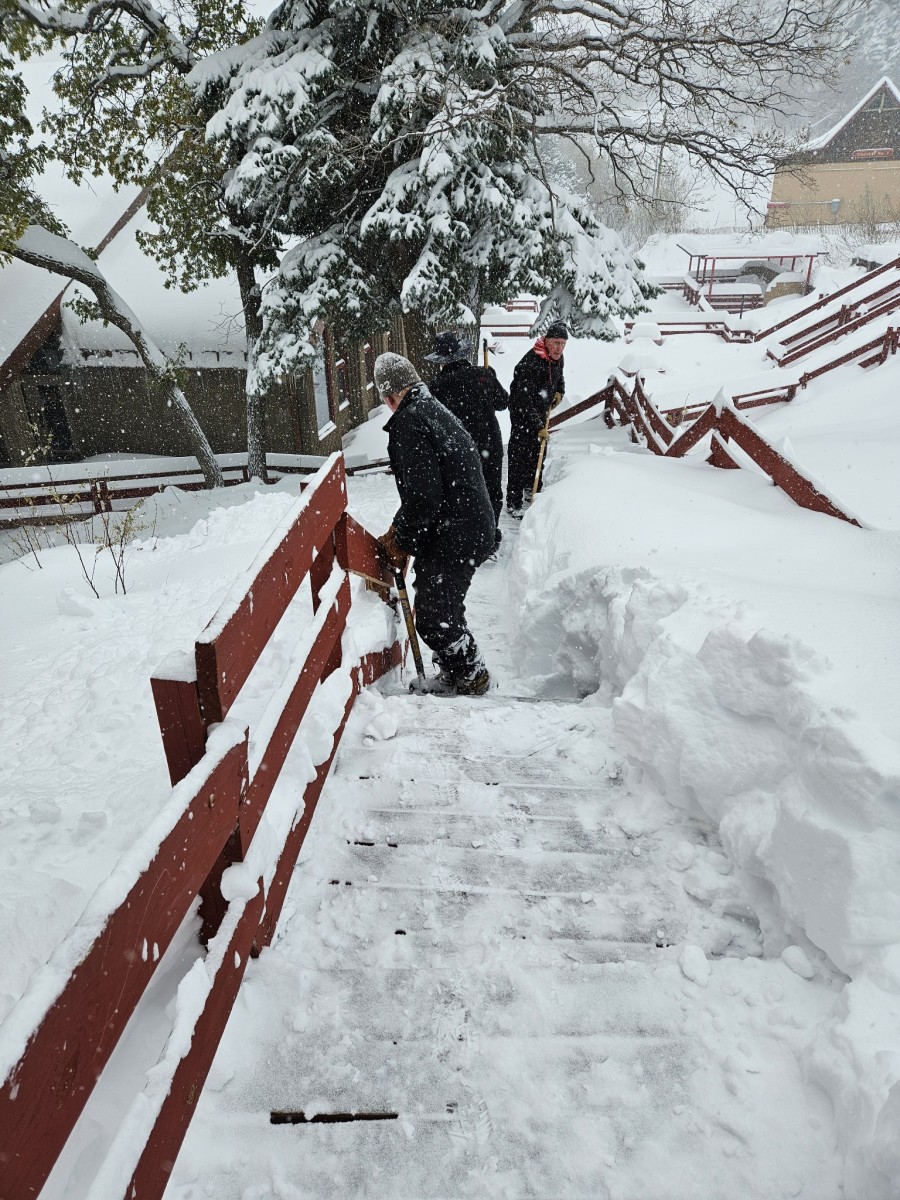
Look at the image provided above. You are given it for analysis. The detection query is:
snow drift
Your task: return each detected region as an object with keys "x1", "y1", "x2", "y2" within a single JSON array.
[{"x1": 510, "y1": 430, "x2": 900, "y2": 1198}]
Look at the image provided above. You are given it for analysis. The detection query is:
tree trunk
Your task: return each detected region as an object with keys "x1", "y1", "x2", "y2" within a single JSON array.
[
  {"x1": 14, "y1": 229, "x2": 225, "y2": 488},
  {"x1": 236, "y1": 252, "x2": 269, "y2": 482},
  {"x1": 469, "y1": 276, "x2": 484, "y2": 367},
  {"x1": 401, "y1": 310, "x2": 432, "y2": 376}
]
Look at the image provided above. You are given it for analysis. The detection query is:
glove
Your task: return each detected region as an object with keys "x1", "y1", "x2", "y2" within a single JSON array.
[
  {"x1": 550, "y1": 391, "x2": 563, "y2": 411},
  {"x1": 377, "y1": 525, "x2": 409, "y2": 572},
  {"x1": 537, "y1": 426, "x2": 549, "y2": 444}
]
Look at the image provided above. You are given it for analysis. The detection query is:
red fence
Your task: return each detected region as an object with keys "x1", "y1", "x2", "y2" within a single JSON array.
[
  {"x1": 0, "y1": 455, "x2": 307, "y2": 522},
  {"x1": 0, "y1": 452, "x2": 402, "y2": 1199},
  {"x1": 548, "y1": 376, "x2": 860, "y2": 526},
  {"x1": 758, "y1": 253, "x2": 900, "y2": 345},
  {"x1": 0, "y1": 453, "x2": 389, "y2": 524},
  {"x1": 731, "y1": 322, "x2": 900, "y2": 407}
]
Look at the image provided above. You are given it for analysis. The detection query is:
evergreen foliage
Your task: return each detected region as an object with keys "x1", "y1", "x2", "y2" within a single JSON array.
[
  {"x1": 5, "y1": 0, "x2": 269, "y2": 291},
  {"x1": 198, "y1": 0, "x2": 853, "y2": 380}
]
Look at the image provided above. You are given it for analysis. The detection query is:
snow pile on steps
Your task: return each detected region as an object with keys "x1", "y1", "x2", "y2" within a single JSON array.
[{"x1": 509, "y1": 440, "x2": 900, "y2": 1199}]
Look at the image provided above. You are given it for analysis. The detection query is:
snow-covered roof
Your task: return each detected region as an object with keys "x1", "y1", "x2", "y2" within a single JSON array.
[
  {"x1": 1, "y1": 53, "x2": 247, "y2": 379},
  {"x1": 0, "y1": 163, "x2": 144, "y2": 372},
  {"x1": 60, "y1": 206, "x2": 247, "y2": 360},
  {"x1": 2, "y1": 175, "x2": 248, "y2": 374},
  {"x1": 676, "y1": 233, "x2": 824, "y2": 260},
  {"x1": 802, "y1": 76, "x2": 900, "y2": 153}
]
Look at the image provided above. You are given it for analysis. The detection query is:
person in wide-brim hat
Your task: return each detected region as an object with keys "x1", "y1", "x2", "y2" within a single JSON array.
[
  {"x1": 426, "y1": 330, "x2": 508, "y2": 548},
  {"x1": 424, "y1": 330, "x2": 472, "y2": 365}
]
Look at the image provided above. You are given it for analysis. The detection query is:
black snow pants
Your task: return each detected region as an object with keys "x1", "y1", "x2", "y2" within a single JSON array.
[
  {"x1": 506, "y1": 428, "x2": 541, "y2": 509},
  {"x1": 413, "y1": 556, "x2": 484, "y2": 681}
]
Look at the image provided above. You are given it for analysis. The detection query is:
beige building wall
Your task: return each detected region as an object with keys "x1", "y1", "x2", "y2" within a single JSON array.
[{"x1": 768, "y1": 162, "x2": 900, "y2": 226}]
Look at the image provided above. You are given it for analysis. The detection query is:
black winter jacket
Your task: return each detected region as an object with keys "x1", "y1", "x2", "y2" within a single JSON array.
[
  {"x1": 430, "y1": 362, "x2": 508, "y2": 518},
  {"x1": 385, "y1": 383, "x2": 496, "y2": 565},
  {"x1": 509, "y1": 349, "x2": 565, "y2": 436}
]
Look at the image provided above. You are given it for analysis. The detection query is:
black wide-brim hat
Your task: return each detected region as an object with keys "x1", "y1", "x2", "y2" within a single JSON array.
[{"x1": 425, "y1": 330, "x2": 472, "y2": 364}]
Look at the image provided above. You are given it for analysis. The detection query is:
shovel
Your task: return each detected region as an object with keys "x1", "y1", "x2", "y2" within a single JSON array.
[
  {"x1": 530, "y1": 391, "x2": 563, "y2": 504},
  {"x1": 393, "y1": 568, "x2": 426, "y2": 687}
]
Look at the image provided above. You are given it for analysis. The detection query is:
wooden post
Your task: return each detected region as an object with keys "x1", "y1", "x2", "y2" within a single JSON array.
[
  {"x1": 708, "y1": 429, "x2": 740, "y2": 469},
  {"x1": 150, "y1": 662, "x2": 207, "y2": 786}
]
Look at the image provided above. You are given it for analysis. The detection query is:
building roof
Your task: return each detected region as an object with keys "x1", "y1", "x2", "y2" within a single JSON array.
[
  {"x1": 1, "y1": 55, "x2": 247, "y2": 386},
  {"x1": 59, "y1": 206, "x2": 248, "y2": 366},
  {"x1": 1, "y1": 172, "x2": 248, "y2": 383},
  {"x1": 802, "y1": 77, "x2": 900, "y2": 153},
  {"x1": 0, "y1": 160, "x2": 149, "y2": 383}
]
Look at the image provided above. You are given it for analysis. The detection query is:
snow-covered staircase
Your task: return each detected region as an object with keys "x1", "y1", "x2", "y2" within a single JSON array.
[{"x1": 167, "y1": 682, "x2": 841, "y2": 1199}]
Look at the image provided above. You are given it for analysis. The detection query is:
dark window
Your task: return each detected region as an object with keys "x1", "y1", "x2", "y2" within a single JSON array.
[{"x1": 865, "y1": 90, "x2": 899, "y2": 112}]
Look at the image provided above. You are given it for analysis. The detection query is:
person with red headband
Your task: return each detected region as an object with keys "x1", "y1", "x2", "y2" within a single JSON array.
[{"x1": 506, "y1": 321, "x2": 567, "y2": 516}]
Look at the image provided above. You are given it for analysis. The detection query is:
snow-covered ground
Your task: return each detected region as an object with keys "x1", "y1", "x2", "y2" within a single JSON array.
[
  {"x1": 3, "y1": 242, "x2": 900, "y2": 1197},
  {"x1": 506, "y1": 416, "x2": 900, "y2": 1196},
  {"x1": 163, "y1": 516, "x2": 848, "y2": 1200}
]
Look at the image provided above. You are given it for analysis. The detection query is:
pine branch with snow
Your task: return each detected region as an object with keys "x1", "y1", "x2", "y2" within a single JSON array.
[{"x1": 200, "y1": 0, "x2": 854, "y2": 377}]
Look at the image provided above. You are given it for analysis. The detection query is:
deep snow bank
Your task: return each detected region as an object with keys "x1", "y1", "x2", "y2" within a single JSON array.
[{"x1": 509, "y1": 429, "x2": 900, "y2": 1197}]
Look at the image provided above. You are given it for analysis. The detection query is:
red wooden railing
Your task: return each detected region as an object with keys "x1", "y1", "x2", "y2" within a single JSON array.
[
  {"x1": 0, "y1": 453, "x2": 389, "y2": 523},
  {"x1": 0, "y1": 456, "x2": 304, "y2": 522},
  {"x1": 0, "y1": 452, "x2": 402, "y2": 1200},
  {"x1": 547, "y1": 375, "x2": 860, "y2": 527},
  {"x1": 627, "y1": 379, "x2": 859, "y2": 525},
  {"x1": 769, "y1": 277, "x2": 900, "y2": 367},
  {"x1": 707, "y1": 408, "x2": 861, "y2": 526},
  {"x1": 758, "y1": 253, "x2": 900, "y2": 343},
  {"x1": 731, "y1": 323, "x2": 900, "y2": 407}
]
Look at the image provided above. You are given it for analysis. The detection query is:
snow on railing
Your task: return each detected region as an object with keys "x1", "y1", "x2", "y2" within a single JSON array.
[
  {"x1": 547, "y1": 375, "x2": 861, "y2": 527},
  {"x1": 0, "y1": 452, "x2": 402, "y2": 1200},
  {"x1": 629, "y1": 380, "x2": 861, "y2": 525}
]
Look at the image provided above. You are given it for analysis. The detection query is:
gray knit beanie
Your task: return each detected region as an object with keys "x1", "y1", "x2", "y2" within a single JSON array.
[{"x1": 374, "y1": 352, "x2": 421, "y2": 401}]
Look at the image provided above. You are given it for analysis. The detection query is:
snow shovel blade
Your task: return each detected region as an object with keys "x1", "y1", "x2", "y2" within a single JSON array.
[{"x1": 408, "y1": 675, "x2": 456, "y2": 696}]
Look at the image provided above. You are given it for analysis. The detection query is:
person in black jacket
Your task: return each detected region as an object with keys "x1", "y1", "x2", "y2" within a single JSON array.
[
  {"x1": 426, "y1": 331, "x2": 508, "y2": 548},
  {"x1": 374, "y1": 352, "x2": 496, "y2": 696},
  {"x1": 506, "y1": 321, "x2": 568, "y2": 515}
]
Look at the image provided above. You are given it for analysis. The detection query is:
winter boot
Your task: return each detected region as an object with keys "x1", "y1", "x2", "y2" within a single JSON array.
[
  {"x1": 452, "y1": 667, "x2": 491, "y2": 697},
  {"x1": 409, "y1": 674, "x2": 456, "y2": 696}
]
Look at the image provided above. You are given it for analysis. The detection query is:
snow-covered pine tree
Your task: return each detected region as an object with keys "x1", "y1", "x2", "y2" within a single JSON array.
[
  {"x1": 196, "y1": 0, "x2": 652, "y2": 378},
  {"x1": 198, "y1": 0, "x2": 852, "y2": 380}
]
